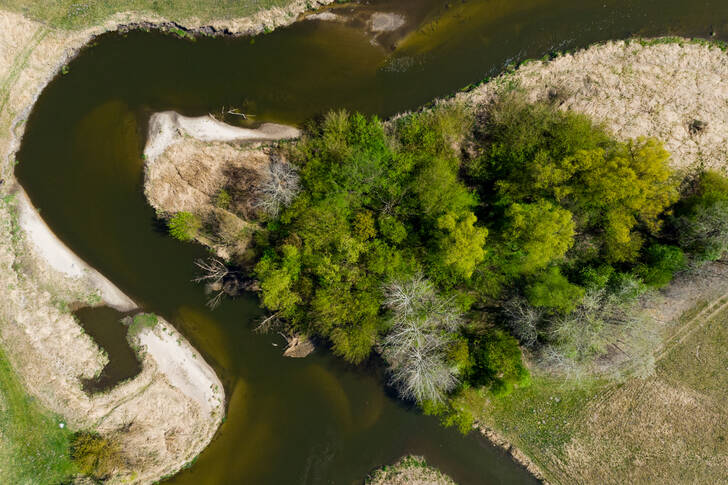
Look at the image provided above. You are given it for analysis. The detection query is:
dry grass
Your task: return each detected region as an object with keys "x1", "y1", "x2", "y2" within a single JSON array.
[
  {"x1": 470, "y1": 288, "x2": 728, "y2": 485},
  {"x1": 461, "y1": 40, "x2": 728, "y2": 174},
  {"x1": 366, "y1": 455, "x2": 457, "y2": 485}
]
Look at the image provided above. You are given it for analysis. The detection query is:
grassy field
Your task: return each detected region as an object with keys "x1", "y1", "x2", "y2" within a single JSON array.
[
  {"x1": 0, "y1": 343, "x2": 76, "y2": 484},
  {"x1": 0, "y1": 0, "x2": 302, "y2": 29},
  {"x1": 464, "y1": 295, "x2": 728, "y2": 484}
]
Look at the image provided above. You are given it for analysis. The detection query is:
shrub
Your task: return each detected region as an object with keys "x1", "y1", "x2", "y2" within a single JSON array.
[
  {"x1": 636, "y1": 244, "x2": 686, "y2": 288},
  {"x1": 168, "y1": 211, "x2": 200, "y2": 242},
  {"x1": 468, "y1": 329, "x2": 530, "y2": 397},
  {"x1": 525, "y1": 266, "x2": 585, "y2": 314},
  {"x1": 214, "y1": 189, "x2": 232, "y2": 209},
  {"x1": 70, "y1": 432, "x2": 123, "y2": 479}
]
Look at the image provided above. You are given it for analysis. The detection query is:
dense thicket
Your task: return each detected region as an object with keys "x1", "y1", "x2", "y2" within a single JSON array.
[{"x1": 187, "y1": 92, "x2": 728, "y2": 421}]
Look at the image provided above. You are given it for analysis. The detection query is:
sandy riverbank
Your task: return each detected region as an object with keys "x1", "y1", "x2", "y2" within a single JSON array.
[{"x1": 0, "y1": 4, "x2": 323, "y2": 483}]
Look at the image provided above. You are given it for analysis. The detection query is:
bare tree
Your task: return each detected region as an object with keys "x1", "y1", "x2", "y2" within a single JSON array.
[
  {"x1": 379, "y1": 274, "x2": 463, "y2": 404},
  {"x1": 502, "y1": 296, "x2": 543, "y2": 347},
  {"x1": 192, "y1": 257, "x2": 229, "y2": 284},
  {"x1": 253, "y1": 158, "x2": 300, "y2": 217},
  {"x1": 192, "y1": 257, "x2": 231, "y2": 310}
]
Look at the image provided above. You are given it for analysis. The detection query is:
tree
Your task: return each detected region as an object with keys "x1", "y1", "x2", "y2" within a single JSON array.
[
  {"x1": 636, "y1": 244, "x2": 686, "y2": 288},
  {"x1": 430, "y1": 211, "x2": 488, "y2": 285},
  {"x1": 501, "y1": 200, "x2": 575, "y2": 275},
  {"x1": 468, "y1": 329, "x2": 530, "y2": 396},
  {"x1": 672, "y1": 171, "x2": 728, "y2": 262},
  {"x1": 168, "y1": 211, "x2": 200, "y2": 242},
  {"x1": 525, "y1": 266, "x2": 584, "y2": 314},
  {"x1": 380, "y1": 275, "x2": 463, "y2": 404},
  {"x1": 253, "y1": 157, "x2": 300, "y2": 217}
]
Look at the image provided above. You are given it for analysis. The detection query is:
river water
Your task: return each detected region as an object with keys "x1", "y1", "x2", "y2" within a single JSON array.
[{"x1": 15, "y1": 0, "x2": 728, "y2": 483}]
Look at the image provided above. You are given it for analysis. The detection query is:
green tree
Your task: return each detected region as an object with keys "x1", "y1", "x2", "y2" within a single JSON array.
[
  {"x1": 636, "y1": 244, "x2": 686, "y2": 288},
  {"x1": 430, "y1": 211, "x2": 488, "y2": 284},
  {"x1": 673, "y1": 170, "x2": 728, "y2": 262},
  {"x1": 168, "y1": 211, "x2": 200, "y2": 242},
  {"x1": 468, "y1": 329, "x2": 530, "y2": 396},
  {"x1": 501, "y1": 200, "x2": 575, "y2": 274},
  {"x1": 525, "y1": 266, "x2": 585, "y2": 314}
]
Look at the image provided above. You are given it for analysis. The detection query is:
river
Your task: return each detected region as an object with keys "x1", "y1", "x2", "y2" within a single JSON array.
[{"x1": 15, "y1": 0, "x2": 727, "y2": 483}]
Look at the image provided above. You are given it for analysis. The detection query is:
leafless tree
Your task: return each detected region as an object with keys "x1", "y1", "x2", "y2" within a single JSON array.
[
  {"x1": 502, "y1": 296, "x2": 543, "y2": 347},
  {"x1": 253, "y1": 158, "x2": 300, "y2": 217},
  {"x1": 379, "y1": 274, "x2": 463, "y2": 404},
  {"x1": 192, "y1": 257, "x2": 231, "y2": 310},
  {"x1": 192, "y1": 257, "x2": 229, "y2": 284}
]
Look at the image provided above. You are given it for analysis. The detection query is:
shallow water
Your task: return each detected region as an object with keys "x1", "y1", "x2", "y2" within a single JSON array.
[
  {"x1": 74, "y1": 306, "x2": 139, "y2": 393},
  {"x1": 15, "y1": 0, "x2": 728, "y2": 483}
]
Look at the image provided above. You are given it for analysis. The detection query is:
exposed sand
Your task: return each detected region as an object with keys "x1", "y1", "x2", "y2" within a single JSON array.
[
  {"x1": 137, "y1": 320, "x2": 223, "y2": 415},
  {"x1": 0, "y1": 4, "x2": 323, "y2": 483},
  {"x1": 13, "y1": 185, "x2": 136, "y2": 312},
  {"x1": 144, "y1": 110, "x2": 300, "y2": 163}
]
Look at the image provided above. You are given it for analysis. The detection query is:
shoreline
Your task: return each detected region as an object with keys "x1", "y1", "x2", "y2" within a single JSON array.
[
  {"x1": 0, "y1": 3, "x2": 328, "y2": 483},
  {"x1": 5, "y1": 0, "x2": 727, "y2": 481}
]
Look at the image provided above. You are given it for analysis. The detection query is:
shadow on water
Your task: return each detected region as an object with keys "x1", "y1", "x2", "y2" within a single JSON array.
[
  {"x1": 74, "y1": 306, "x2": 141, "y2": 393},
  {"x1": 14, "y1": 0, "x2": 728, "y2": 483}
]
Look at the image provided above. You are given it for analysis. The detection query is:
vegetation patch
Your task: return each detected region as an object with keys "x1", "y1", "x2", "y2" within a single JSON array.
[
  {"x1": 0, "y1": 342, "x2": 76, "y2": 483},
  {"x1": 0, "y1": 0, "x2": 309, "y2": 29},
  {"x1": 70, "y1": 431, "x2": 124, "y2": 480},
  {"x1": 366, "y1": 455, "x2": 457, "y2": 485}
]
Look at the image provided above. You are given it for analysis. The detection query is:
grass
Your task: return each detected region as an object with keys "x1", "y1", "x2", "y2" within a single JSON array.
[
  {"x1": 461, "y1": 294, "x2": 728, "y2": 484},
  {"x1": 0, "y1": 342, "x2": 76, "y2": 484},
  {"x1": 457, "y1": 376, "x2": 605, "y2": 474},
  {"x1": 366, "y1": 455, "x2": 457, "y2": 485},
  {"x1": 128, "y1": 312, "x2": 158, "y2": 338},
  {"x1": 0, "y1": 0, "x2": 303, "y2": 30}
]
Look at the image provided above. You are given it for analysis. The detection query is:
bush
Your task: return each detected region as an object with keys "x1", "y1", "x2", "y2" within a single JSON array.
[
  {"x1": 214, "y1": 189, "x2": 232, "y2": 209},
  {"x1": 525, "y1": 266, "x2": 585, "y2": 314},
  {"x1": 70, "y1": 431, "x2": 123, "y2": 479},
  {"x1": 168, "y1": 211, "x2": 200, "y2": 242},
  {"x1": 468, "y1": 329, "x2": 530, "y2": 397},
  {"x1": 636, "y1": 244, "x2": 686, "y2": 288}
]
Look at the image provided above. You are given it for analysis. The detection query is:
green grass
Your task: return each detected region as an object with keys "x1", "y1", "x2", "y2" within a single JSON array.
[
  {"x1": 459, "y1": 376, "x2": 605, "y2": 465},
  {"x1": 128, "y1": 312, "x2": 158, "y2": 338},
  {"x1": 0, "y1": 343, "x2": 76, "y2": 484},
  {"x1": 0, "y1": 0, "x2": 302, "y2": 30}
]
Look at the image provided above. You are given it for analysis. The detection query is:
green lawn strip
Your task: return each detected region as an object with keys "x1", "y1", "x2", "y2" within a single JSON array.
[
  {"x1": 0, "y1": 342, "x2": 76, "y2": 484},
  {"x1": 0, "y1": 0, "x2": 300, "y2": 30},
  {"x1": 459, "y1": 375, "x2": 607, "y2": 481}
]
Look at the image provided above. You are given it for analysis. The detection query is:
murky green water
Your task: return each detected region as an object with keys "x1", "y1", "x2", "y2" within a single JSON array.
[
  {"x1": 15, "y1": 0, "x2": 728, "y2": 483},
  {"x1": 73, "y1": 306, "x2": 139, "y2": 393}
]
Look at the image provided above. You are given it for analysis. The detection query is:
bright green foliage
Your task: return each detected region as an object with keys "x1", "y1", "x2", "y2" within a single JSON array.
[
  {"x1": 430, "y1": 211, "x2": 487, "y2": 284},
  {"x1": 636, "y1": 244, "x2": 686, "y2": 288},
  {"x1": 168, "y1": 211, "x2": 200, "y2": 242},
  {"x1": 256, "y1": 108, "x2": 481, "y2": 363},
  {"x1": 526, "y1": 266, "x2": 585, "y2": 314},
  {"x1": 468, "y1": 329, "x2": 531, "y2": 396},
  {"x1": 472, "y1": 95, "x2": 678, "y2": 264},
  {"x1": 501, "y1": 200, "x2": 574, "y2": 274}
]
